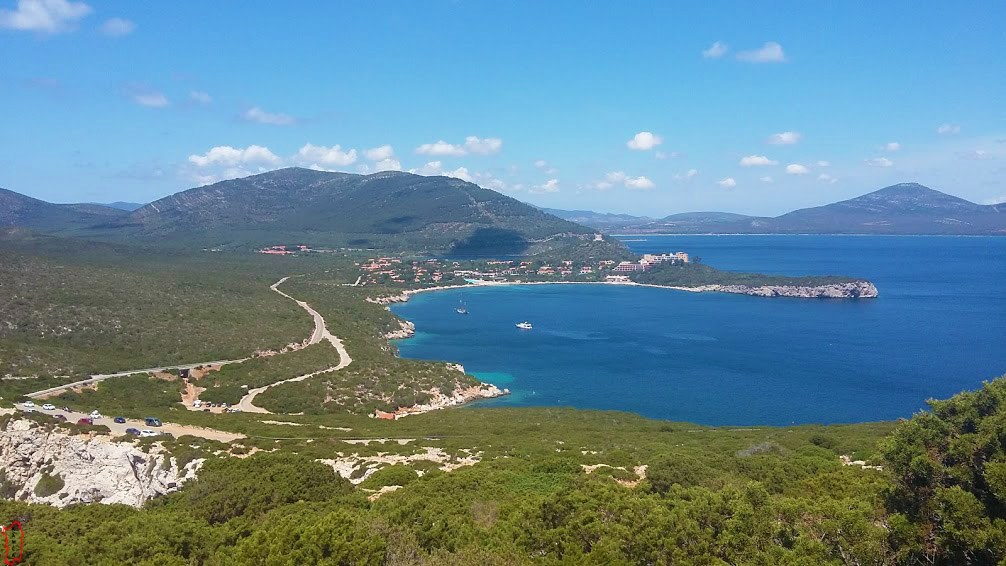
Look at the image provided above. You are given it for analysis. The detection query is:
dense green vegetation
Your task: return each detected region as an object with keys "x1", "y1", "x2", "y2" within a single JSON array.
[
  {"x1": 0, "y1": 233, "x2": 312, "y2": 378},
  {"x1": 634, "y1": 261, "x2": 863, "y2": 288},
  {"x1": 196, "y1": 342, "x2": 343, "y2": 405},
  {"x1": 5, "y1": 379, "x2": 1006, "y2": 563}
]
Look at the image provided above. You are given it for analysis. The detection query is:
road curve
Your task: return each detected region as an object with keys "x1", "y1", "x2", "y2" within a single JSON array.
[
  {"x1": 238, "y1": 278, "x2": 353, "y2": 414},
  {"x1": 25, "y1": 359, "x2": 247, "y2": 400}
]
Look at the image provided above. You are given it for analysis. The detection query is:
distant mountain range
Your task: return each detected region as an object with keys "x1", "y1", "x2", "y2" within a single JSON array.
[
  {"x1": 548, "y1": 183, "x2": 1006, "y2": 235},
  {"x1": 1, "y1": 168, "x2": 619, "y2": 257}
]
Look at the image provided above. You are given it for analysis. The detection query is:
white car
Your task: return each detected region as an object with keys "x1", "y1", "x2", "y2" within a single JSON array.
[
  {"x1": 139, "y1": 429, "x2": 158, "y2": 438},
  {"x1": 90, "y1": 410, "x2": 102, "y2": 419},
  {"x1": 22, "y1": 401, "x2": 35, "y2": 409},
  {"x1": 41, "y1": 403, "x2": 55, "y2": 411}
]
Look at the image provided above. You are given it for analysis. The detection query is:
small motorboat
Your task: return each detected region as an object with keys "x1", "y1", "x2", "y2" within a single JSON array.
[{"x1": 515, "y1": 321, "x2": 532, "y2": 330}]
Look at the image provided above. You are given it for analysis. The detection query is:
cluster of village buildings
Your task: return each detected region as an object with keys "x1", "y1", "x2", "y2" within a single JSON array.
[
  {"x1": 257, "y1": 244, "x2": 311, "y2": 255},
  {"x1": 357, "y1": 252, "x2": 689, "y2": 286}
]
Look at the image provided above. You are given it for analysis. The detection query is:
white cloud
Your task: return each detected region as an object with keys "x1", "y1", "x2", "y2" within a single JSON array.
[
  {"x1": 760, "y1": 176, "x2": 774, "y2": 183},
  {"x1": 243, "y1": 106, "x2": 297, "y2": 126},
  {"x1": 937, "y1": 123, "x2": 961, "y2": 135},
  {"x1": 415, "y1": 140, "x2": 466, "y2": 156},
  {"x1": 956, "y1": 149, "x2": 992, "y2": 161},
  {"x1": 702, "y1": 41, "x2": 728, "y2": 59},
  {"x1": 624, "y1": 176, "x2": 655, "y2": 190},
  {"x1": 188, "y1": 145, "x2": 282, "y2": 168},
  {"x1": 736, "y1": 41, "x2": 786, "y2": 63},
  {"x1": 464, "y1": 136, "x2": 502, "y2": 155},
  {"x1": 444, "y1": 166, "x2": 472, "y2": 182},
  {"x1": 533, "y1": 159, "x2": 547, "y2": 168},
  {"x1": 818, "y1": 173, "x2": 838, "y2": 184},
  {"x1": 132, "y1": 91, "x2": 169, "y2": 108},
  {"x1": 981, "y1": 195, "x2": 1006, "y2": 205},
  {"x1": 865, "y1": 157, "x2": 893, "y2": 167},
  {"x1": 0, "y1": 0, "x2": 91, "y2": 33},
  {"x1": 786, "y1": 163, "x2": 810, "y2": 175},
  {"x1": 530, "y1": 179, "x2": 560, "y2": 194},
  {"x1": 673, "y1": 169, "x2": 698, "y2": 181},
  {"x1": 739, "y1": 154, "x2": 778, "y2": 166},
  {"x1": 364, "y1": 145, "x2": 395, "y2": 161},
  {"x1": 767, "y1": 131, "x2": 801, "y2": 145},
  {"x1": 884, "y1": 142, "x2": 900, "y2": 152},
  {"x1": 415, "y1": 136, "x2": 502, "y2": 156},
  {"x1": 189, "y1": 90, "x2": 212, "y2": 105},
  {"x1": 534, "y1": 159, "x2": 558, "y2": 174},
  {"x1": 717, "y1": 177, "x2": 737, "y2": 188},
  {"x1": 816, "y1": 160, "x2": 831, "y2": 167},
  {"x1": 409, "y1": 161, "x2": 472, "y2": 181},
  {"x1": 370, "y1": 158, "x2": 402, "y2": 172},
  {"x1": 100, "y1": 17, "x2": 134, "y2": 37},
  {"x1": 295, "y1": 143, "x2": 357, "y2": 167},
  {"x1": 626, "y1": 131, "x2": 663, "y2": 151}
]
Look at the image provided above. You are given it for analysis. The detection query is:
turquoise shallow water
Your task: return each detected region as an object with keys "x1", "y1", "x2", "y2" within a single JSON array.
[{"x1": 391, "y1": 236, "x2": 1006, "y2": 425}]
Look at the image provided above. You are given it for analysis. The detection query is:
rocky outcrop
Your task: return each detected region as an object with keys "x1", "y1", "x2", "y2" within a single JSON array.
[
  {"x1": 672, "y1": 280, "x2": 879, "y2": 299},
  {"x1": 373, "y1": 383, "x2": 509, "y2": 420},
  {"x1": 384, "y1": 319, "x2": 415, "y2": 340},
  {"x1": 0, "y1": 418, "x2": 202, "y2": 508}
]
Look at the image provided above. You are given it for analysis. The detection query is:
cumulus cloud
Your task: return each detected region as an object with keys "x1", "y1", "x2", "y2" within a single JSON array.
[
  {"x1": 673, "y1": 169, "x2": 698, "y2": 181},
  {"x1": 243, "y1": 106, "x2": 297, "y2": 126},
  {"x1": 415, "y1": 136, "x2": 502, "y2": 156},
  {"x1": 294, "y1": 143, "x2": 357, "y2": 167},
  {"x1": 364, "y1": 145, "x2": 395, "y2": 161},
  {"x1": 626, "y1": 131, "x2": 663, "y2": 151},
  {"x1": 818, "y1": 173, "x2": 838, "y2": 183},
  {"x1": 702, "y1": 41, "x2": 728, "y2": 59},
  {"x1": 0, "y1": 0, "x2": 91, "y2": 33},
  {"x1": 188, "y1": 145, "x2": 282, "y2": 168},
  {"x1": 865, "y1": 157, "x2": 893, "y2": 167},
  {"x1": 464, "y1": 136, "x2": 502, "y2": 155},
  {"x1": 767, "y1": 131, "x2": 801, "y2": 145},
  {"x1": 739, "y1": 154, "x2": 778, "y2": 166},
  {"x1": 816, "y1": 160, "x2": 831, "y2": 167},
  {"x1": 100, "y1": 16, "x2": 134, "y2": 36},
  {"x1": 736, "y1": 41, "x2": 786, "y2": 63},
  {"x1": 884, "y1": 142, "x2": 900, "y2": 152},
  {"x1": 189, "y1": 90, "x2": 212, "y2": 105},
  {"x1": 409, "y1": 161, "x2": 472, "y2": 181},
  {"x1": 760, "y1": 176, "x2": 774, "y2": 183},
  {"x1": 369, "y1": 158, "x2": 402, "y2": 172},
  {"x1": 937, "y1": 123, "x2": 961, "y2": 135},
  {"x1": 785, "y1": 163, "x2": 810, "y2": 175},
  {"x1": 625, "y1": 176, "x2": 655, "y2": 190},
  {"x1": 530, "y1": 179, "x2": 560, "y2": 194},
  {"x1": 717, "y1": 177, "x2": 737, "y2": 188},
  {"x1": 534, "y1": 159, "x2": 558, "y2": 174}
]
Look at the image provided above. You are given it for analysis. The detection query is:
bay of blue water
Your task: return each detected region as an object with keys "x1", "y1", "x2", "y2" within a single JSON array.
[{"x1": 391, "y1": 236, "x2": 1006, "y2": 425}]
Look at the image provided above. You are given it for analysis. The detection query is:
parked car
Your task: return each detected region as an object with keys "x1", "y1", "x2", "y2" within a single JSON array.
[
  {"x1": 77, "y1": 418, "x2": 93, "y2": 426},
  {"x1": 113, "y1": 416, "x2": 126, "y2": 424},
  {"x1": 41, "y1": 403, "x2": 55, "y2": 411},
  {"x1": 62, "y1": 406, "x2": 70, "y2": 412},
  {"x1": 144, "y1": 417, "x2": 162, "y2": 427},
  {"x1": 53, "y1": 414, "x2": 67, "y2": 422},
  {"x1": 89, "y1": 410, "x2": 102, "y2": 419},
  {"x1": 125, "y1": 428, "x2": 141, "y2": 436},
  {"x1": 139, "y1": 429, "x2": 158, "y2": 438},
  {"x1": 22, "y1": 401, "x2": 34, "y2": 408}
]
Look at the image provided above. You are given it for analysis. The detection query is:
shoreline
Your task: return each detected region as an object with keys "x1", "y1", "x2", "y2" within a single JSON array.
[{"x1": 369, "y1": 278, "x2": 878, "y2": 306}]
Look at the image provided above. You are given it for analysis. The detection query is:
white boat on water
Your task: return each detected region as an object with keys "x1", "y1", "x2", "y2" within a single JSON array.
[{"x1": 516, "y1": 321, "x2": 532, "y2": 330}]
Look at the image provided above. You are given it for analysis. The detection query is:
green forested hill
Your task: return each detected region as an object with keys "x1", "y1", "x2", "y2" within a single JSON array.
[
  {"x1": 115, "y1": 168, "x2": 597, "y2": 254},
  {"x1": 0, "y1": 187, "x2": 127, "y2": 232}
]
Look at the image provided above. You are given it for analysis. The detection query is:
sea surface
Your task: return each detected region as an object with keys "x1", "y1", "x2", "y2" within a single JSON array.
[{"x1": 391, "y1": 236, "x2": 1006, "y2": 425}]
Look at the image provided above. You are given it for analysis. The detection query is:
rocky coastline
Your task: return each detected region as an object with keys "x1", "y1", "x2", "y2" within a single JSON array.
[
  {"x1": 655, "y1": 280, "x2": 879, "y2": 299},
  {"x1": 373, "y1": 382, "x2": 509, "y2": 420}
]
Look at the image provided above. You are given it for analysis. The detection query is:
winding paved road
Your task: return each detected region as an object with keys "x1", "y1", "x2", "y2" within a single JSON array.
[{"x1": 237, "y1": 277, "x2": 353, "y2": 413}]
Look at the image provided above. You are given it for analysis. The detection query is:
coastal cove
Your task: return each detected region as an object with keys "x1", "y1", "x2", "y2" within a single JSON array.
[{"x1": 391, "y1": 235, "x2": 1006, "y2": 426}]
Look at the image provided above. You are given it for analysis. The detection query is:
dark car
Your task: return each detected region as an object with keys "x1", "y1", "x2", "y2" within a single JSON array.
[
  {"x1": 53, "y1": 414, "x2": 67, "y2": 422},
  {"x1": 77, "y1": 417, "x2": 93, "y2": 426},
  {"x1": 144, "y1": 417, "x2": 162, "y2": 427},
  {"x1": 113, "y1": 416, "x2": 126, "y2": 424},
  {"x1": 125, "y1": 427, "x2": 141, "y2": 436}
]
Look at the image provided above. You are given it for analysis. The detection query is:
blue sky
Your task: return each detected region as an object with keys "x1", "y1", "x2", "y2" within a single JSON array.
[{"x1": 2, "y1": 1, "x2": 1004, "y2": 216}]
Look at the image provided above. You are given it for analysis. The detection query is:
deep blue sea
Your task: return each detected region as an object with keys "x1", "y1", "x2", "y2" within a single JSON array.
[{"x1": 391, "y1": 236, "x2": 1006, "y2": 425}]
